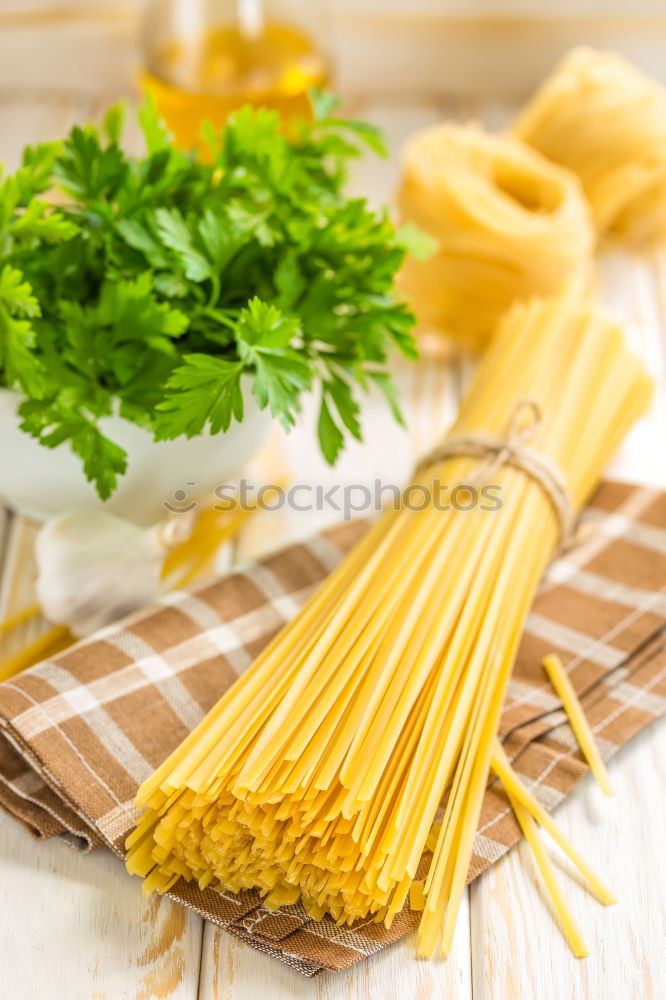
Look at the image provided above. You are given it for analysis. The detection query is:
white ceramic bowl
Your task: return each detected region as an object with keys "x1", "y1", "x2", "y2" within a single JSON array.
[{"x1": 0, "y1": 383, "x2": 273, "y2": 525}]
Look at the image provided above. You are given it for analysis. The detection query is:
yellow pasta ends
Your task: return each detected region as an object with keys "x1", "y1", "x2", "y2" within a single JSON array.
[
  {"x1": 507, "y1": 790, "x2": 589, "y2": 959},
  {"x1": 543, "y1": 653, "x2": 614, "y2": 797},
  {"x1": 491, "y1": 740, "x2": 616, "y2": 908}
]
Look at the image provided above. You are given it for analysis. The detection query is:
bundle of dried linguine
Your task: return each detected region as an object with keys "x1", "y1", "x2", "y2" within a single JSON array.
[{"x1": 127, "y1": 288, "x2": 652, "y2": 957}]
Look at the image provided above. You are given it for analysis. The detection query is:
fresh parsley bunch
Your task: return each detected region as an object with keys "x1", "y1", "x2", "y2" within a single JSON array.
[{"x1": 0, "y1": 91, "x2": 416, "y2": 498}]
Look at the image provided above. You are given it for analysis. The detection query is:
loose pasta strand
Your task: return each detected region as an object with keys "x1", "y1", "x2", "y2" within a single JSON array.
[
  {"x1": 543, "y1": 653, "x2": 614, "y2": 796},
  {"x1": 507, "y1": 790, "x2": 589, "y2": 958},
  {"x1": 490, "y1": 740, "x2": 615, "y2": 906}
]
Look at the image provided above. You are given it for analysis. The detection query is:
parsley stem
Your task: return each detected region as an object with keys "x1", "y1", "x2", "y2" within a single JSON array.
[{"x1": 208, "y1": 274, "x2": 221, "y2": 308}]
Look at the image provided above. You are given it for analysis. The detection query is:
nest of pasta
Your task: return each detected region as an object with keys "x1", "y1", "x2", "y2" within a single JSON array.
[
  {"x1": 397, "y1": 123, "x2": 593, "y2": 352},
  {"x1": 512, "y1": 47, "x2": 666, "y2": 243}
]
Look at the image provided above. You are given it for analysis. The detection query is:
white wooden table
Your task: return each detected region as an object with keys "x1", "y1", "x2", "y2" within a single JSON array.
[{"x1": 1, "y1": 89, "x2": 665, "y2": 1000}]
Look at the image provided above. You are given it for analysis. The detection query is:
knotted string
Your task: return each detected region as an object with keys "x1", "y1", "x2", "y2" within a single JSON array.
[{"x1": 414, "y1": 399, "x2": 576, "y2": 551}]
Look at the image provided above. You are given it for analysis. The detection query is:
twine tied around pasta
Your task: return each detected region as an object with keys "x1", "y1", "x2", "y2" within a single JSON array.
[{"x1": 415, "y1": 399, "x2": 576, "y2": 550}]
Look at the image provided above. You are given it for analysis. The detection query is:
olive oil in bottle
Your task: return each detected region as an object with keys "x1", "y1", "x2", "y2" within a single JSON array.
[{"x1": 140, "y1": 1, "x2": 329, "y2": 150}]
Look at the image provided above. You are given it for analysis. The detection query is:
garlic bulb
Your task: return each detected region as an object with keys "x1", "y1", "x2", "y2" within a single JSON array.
[{"x1": 35, "y1": 508, "x2": 196, "y2": 637}]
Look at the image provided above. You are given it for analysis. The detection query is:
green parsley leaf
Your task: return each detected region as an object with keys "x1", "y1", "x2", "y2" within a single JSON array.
[
  {"x1": 18, "y1": 396, "x2": 127, "y2": 500},
  {"x1": 17, "y1": 142, "x2": 61, "y2": 199},
  {"x1": 396, "y1": 222, "x2": 438, "y2": 261},
  {"x1": 308, "y1": 88, "x2": 341, "y2": 122},
  {"x1": 325, "y1": 118, "x2": 387, "y2": 157},
  {"x1": 138, "y1": 92, "x2": 173, "y2": 154},
  {"x1": 325, "y1": 372, "x2": 362, "y2": 442},
  {"x1": 155, "y1": 355, "x2": 244, "y2": 438},
  {"x1": 317, "y1": 394, "x2": 345, "y2": 464},
  {"x1": 0, "y1": 265, "x2": 44, "y2": 397},
  {"x1": 236, "y1": 297, "x2": 301, "y2": 348},
  {"x1": 115, "y1": 217, "x2": 171, "y2": 269},
  {"x1": 72, "y1": 423, "x2": 128, "y2": 500},
  {"x1": 234, "y1": 299, "x2": 310, "y2": 427},
  {"x1": 370, "y1": 371, "x2": 406, "y2": 427},
  {"x1": 0, "y1": 264, "x2": 41, "y2": 318},
  {"x1": 10, "y1": 199, "x2": 78, "y2": 244},
  {"x1": 103, "y1": 102, "x2": 127, "y2": 146},
  {"x1": 55, "y1": 126, "x2": 127, "y2": 202},
  {"x1": 154, "y1": 207, "x2": 212, "y2": 282}
]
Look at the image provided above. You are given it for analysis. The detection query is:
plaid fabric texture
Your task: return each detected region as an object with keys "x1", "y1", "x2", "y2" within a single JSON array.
[{"x1": 0, "y1": 480, "x2": 664, "y2": 976}]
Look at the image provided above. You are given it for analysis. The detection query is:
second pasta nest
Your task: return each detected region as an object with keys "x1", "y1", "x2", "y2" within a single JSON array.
[{"x1": 399, "y1": 47, "x2": 666, "y2": 352}]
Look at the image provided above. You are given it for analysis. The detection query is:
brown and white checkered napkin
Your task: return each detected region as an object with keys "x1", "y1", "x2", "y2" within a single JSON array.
[{"x1": 0, "y1": 480, "x2": 664, "y2": 976}]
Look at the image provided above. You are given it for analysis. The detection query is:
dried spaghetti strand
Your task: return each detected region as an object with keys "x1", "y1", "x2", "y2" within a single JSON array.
[
  {"x1": 506, "y1": 787, "x2": 589, "y2": 958},
  {"x1": 0, "y1": 604, "x2": 40, "y2": 635},
  {"x1": 543, "y1": 653, "x2": 614, "y2": 796},
  {"x1": 491, "y1": 740, "x2": 616, "y2": 906},
  {"x1": 0, "y1": 625, "x2": 71, "y2": 682}
]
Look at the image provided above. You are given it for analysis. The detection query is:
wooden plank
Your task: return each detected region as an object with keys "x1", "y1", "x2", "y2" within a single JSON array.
[
  {"x1": 4, "y1": 5, "x2": 666, "y2": 103},
  {"x1": 0, "y1": 89, "x2": 93, "y2": 168},
  {"x1": 0, "y1": 812, "x2": 203, "y2": 1000},
  {"x1": 197, "y1": 894, "x2": 472, "y2": 1000},
  {"x1": 650, "y1": 244, "x2": 666, "y2": 363},
  {"x1": 3, "y1": 1, "x2": 664, "y2": 17},
  {"x1": 470, "y1": 723, "x2": 666, "y2": 1000},
  {"x1": 0, "y1": 508, "x2": 10, "y2": 573},
  {"x1": 3, "y1": 1, "x2": 664, "y2": 16},
  {"x1": 0, "y1": 10, "x2": 136, "y2": 96},
  {"x1": 0, "y1": 516, "x2": 45, "y2": 663},
  {"x1": 599, "y1": 252, "x2": 666, "y2": 487},
  {"x1": 335, "y1": 16, "x2": 666, "y2": 98},
  {"x1": 0, "y1": 97, "x2": 59, "y2": 170}
]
